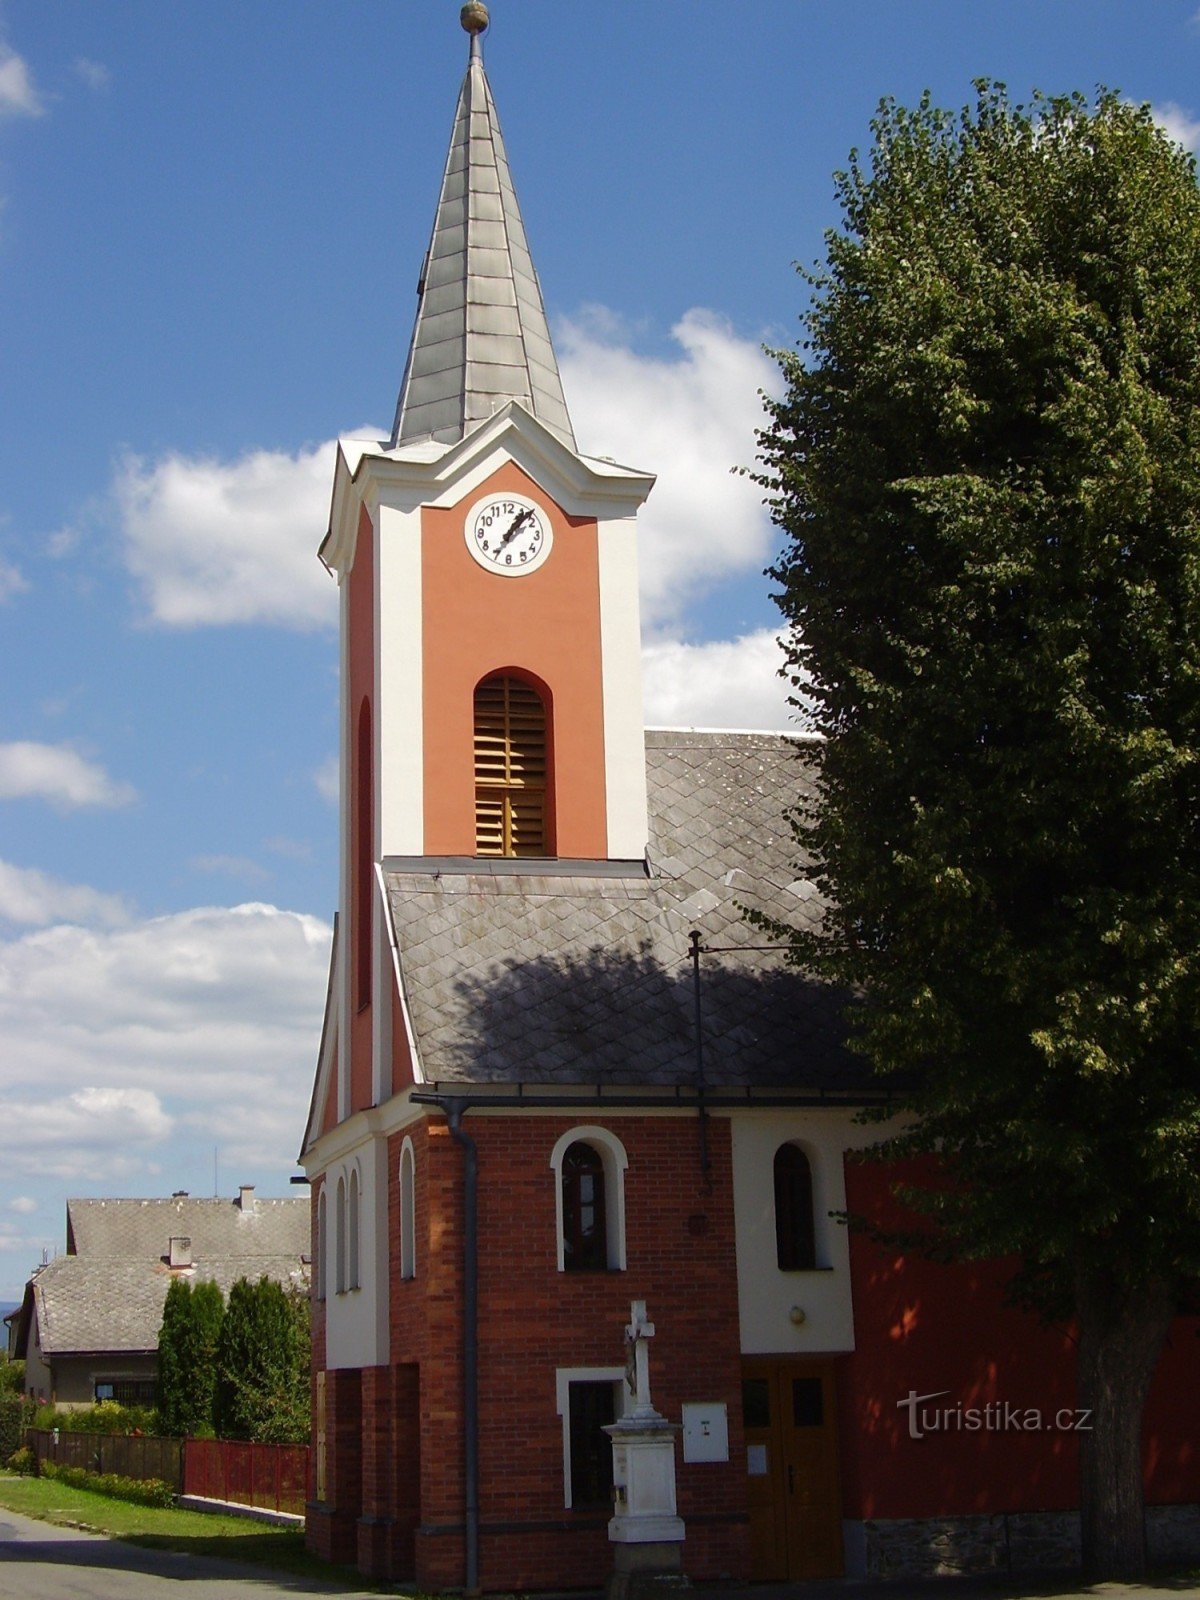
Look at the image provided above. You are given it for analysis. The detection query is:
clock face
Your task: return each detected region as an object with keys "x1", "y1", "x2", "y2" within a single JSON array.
[{"x1": 464, "y1": 493, "x2": 553, "y2": 576}]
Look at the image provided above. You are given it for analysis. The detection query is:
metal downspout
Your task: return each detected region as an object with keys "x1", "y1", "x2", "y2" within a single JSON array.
[
  {"x1": 689, "y1": 929, "x2": 712, "y2": 1189},
  {"x1": 446, "y1": 1099, "x2": 480, "y2": 1596}
]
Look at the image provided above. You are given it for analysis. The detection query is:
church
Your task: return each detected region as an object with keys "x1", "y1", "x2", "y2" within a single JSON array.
[{"x1": 299, "y1": 9, "x2": 1200, "y2": 1592}]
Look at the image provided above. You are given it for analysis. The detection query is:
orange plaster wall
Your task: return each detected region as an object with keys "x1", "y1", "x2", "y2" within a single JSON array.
[
  {"x1": 421, "y1": 462, "x2": 608, "y2": 858},
  {"x1": 347, "y1": 504, "x2": 375, "y2": 1114}
]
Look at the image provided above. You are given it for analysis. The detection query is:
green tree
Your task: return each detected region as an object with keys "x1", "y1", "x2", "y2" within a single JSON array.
[
  {"x1": 156, "y1": 1277, "x2": 225, "y2": 1436},
  {"x1": 757, "y1": 84, "x2": 1200, "y2": 1581},
  {"x1": 213, "y1": 1275, "x2": 309, "y2": 1444}
]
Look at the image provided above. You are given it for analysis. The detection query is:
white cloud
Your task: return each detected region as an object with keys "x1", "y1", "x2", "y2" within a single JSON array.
[
  {"x1": 1, "y1": 1088, "x2": 172, "y2": 1173},
  {"x1": 314, "y1": 755, "x2": 339, "y2": 805},
  {"x1": 118, "y1": 442, "x2": 337, "y2": 629},
  {"x1": 641, "y1": 629, "x2": 810, "y2": 732},
  {"x1": 72, "y1": 58, "x2": 110, "y2": 91},
  {"x1": 0, "y1": 557, "x2": 27, "y2": 601},
  {"x1": 9, "y1": 1196, "x2": 35, "y2": 1214},
  {"x1": 1151, "y1": 101, "x2": 1200, "y2": 152},
  {"x1": 0, "y1": 860, "x2": 131, "y2": 929},
  {"x1": 0, "y1": 903, "x2": 331, "y2": 1182},
  {"x1": 0, "y1": 741, "x2": 136, "y2": 809},
  {"x1": 0, "y1": 45, "x2": 42, "y2": 119},
  {"x1": 558, "y1": 308, "x2": 778, "y2": 631}
]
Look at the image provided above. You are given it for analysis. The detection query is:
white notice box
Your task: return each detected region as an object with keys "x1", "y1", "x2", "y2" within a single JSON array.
[{"x1": 681, "y1": 1401, "x2": 729, "y2": 1463}]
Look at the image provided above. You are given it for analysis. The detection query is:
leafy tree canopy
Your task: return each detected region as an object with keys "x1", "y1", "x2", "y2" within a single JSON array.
[
  {"x1": 156, "y1": 1277, "x2": 225, "y2": 1438},
  {"x1": 213, "y1": 1275, "x2": 309, "y2": 1445},
  {"x1": 757, "y1": 84, "x2": 1200, "y2": 1577}
]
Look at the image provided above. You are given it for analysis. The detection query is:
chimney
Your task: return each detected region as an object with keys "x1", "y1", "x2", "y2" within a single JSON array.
[
  {"x1": 238, "y1": 1185, "x2": 256, "y2": 1214},
  {"x1": 168, "y1": 1236, "x2": 192, "y2": 1269}
]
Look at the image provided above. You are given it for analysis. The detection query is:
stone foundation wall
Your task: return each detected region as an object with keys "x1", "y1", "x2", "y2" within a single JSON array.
[{"x1": 857, "y1": 1504, "x2": 1200, "y2": 1579}]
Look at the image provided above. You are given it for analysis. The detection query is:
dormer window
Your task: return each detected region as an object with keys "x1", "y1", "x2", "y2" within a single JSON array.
[{"x1": 474, "y1": 674, "x2": 549, "y2": 857}]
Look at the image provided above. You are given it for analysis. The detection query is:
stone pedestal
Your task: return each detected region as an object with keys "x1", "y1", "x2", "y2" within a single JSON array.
[{"x1": 605, "y1": 1411, "x2": 688, "y2": 1600}]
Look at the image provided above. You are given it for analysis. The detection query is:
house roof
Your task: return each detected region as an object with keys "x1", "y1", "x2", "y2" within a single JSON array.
[
  {"x1": 21, "y1": 1193, "x2": 309, "y2": 1359},
  {"x1": 384, "y1": 730, "x2": 864, "y2": 1092},
  {"x1": 390, "y1": 22, "x2": 575, "y2": 452}
]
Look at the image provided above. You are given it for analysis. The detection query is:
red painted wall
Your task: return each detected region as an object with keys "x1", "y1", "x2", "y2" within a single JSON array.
[
  {"x1": 421, "y1": 462, "x2": 608, "y2": 859},
  {"x1": 840, "y1": 1156, "x2": 1200, "y2": 1519}
]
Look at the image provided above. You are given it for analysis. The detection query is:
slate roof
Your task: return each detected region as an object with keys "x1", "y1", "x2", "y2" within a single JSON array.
[
  {"x1": 390, "y1": 28, "x2": 575, "y2": 452},
  {"x1": 26, "y1": 1194, "x2": 309, "y2": 1357},
  {"x1": 385, "y1": 730, "x2": 863, "y2": 1092}
]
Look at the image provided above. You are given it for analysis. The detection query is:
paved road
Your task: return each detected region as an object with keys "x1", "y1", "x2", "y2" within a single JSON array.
[
  {"x1": 0, "y1": 1504, "x2": 378, "y2": 1599},
  {"x1": 1, "y1": 1503, "x2": 1197, "y2": 1600}
]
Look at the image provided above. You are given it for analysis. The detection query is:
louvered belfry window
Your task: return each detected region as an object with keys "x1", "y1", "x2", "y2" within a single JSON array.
[{"x1": 474, "y1": 674, "x2": 548, "y2": 857}]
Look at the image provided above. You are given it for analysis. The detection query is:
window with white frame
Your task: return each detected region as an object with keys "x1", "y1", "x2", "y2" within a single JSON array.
[
  {"x1": 774, "y1": 1140, "x2": 817, "y2": 1270},
  {"x1": 550, "y1": 1126, "x2": 628, "y2": 1273},
  {"x1": 335, "y1": 1175, "x2": 347, "y2": 1294},
  {"x1": 399, "y1": 1137, "x2": 416, "y2": 1281},
  {"x1": 555, "y1": 1366, "x2": 626, "y2": 1509},
  {"x1": 348, "y1": 1167, "x2": 361, "y2": 1291},
  {"x1": 317, "y1": 1188, "x2": 327, "y2": 1302}
]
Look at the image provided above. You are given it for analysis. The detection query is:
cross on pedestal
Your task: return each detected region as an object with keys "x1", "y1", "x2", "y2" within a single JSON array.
[{"x1": 625, "y1": 1299, "x2": 657, "y2": 1417}]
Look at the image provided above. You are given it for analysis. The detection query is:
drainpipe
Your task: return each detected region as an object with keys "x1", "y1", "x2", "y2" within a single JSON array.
[
  {"x1": 689, "y1": 929, "x2": 712, "y2": 1189},
  {"x1": 445, "y1": 1098, "x2": 480, "y2": 1597}
]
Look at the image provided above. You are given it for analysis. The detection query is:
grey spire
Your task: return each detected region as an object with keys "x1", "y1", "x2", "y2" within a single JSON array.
[{"x1": 390, "y1": 14, "x2": 576, "y2": 451}]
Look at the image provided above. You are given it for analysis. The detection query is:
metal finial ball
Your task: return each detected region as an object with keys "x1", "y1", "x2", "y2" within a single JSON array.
[{"x1": 461, "y1": 2, "x2": 489, "y2": 35}]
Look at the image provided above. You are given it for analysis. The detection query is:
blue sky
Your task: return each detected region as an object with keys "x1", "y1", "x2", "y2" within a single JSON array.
[{"x1": 0, "y1": 1, "x2": 1196, "y2": 1300}]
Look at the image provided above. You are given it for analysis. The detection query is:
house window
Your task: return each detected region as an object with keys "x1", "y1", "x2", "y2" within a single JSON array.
[
  {"x1": 348, "y1": 1168, "x2": 361, "y2": 1291},
  {"x1": 569, "y1": 1381, "x2": 617, "y2": 1508},
  {"x1": 355, "y1": 697, "x2": 373, "y2": 1010},
  {"x1": 317, "y1": 1188, "x2": 327, "y2": 1302},
  {"x1": 774, "y1": 1142, "x2": 816, "y2": 1270},
  {"x1": 556, "y1": 1367, "x2": 625, "y2": 1509},
  {"x1": 474, "y1": 674, "x2": 549, "y2": 856},
  {"x1": 95, "y1": 1378, "x2": 156, "y2": 1406},
  {"x1": 562, "y1": 1143, "x2": 606, "y2": 1272},
  {"x1": 335, "y1": 1175, "x2": 347, "y2": 1294},
  {"x1": 550, "y1": 1127, "x2": 628, "y2": 1272},
  {"x1": 399, "y1": 1137, "x2": 416, "y2": 1281}
]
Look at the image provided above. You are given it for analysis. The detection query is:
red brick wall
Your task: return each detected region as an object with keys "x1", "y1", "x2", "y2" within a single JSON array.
[{"x1": 377, "y1": 1111, "x2": 749, "y2": 1592}]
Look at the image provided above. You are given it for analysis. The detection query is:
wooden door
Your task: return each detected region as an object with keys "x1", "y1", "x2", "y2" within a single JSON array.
[{"x1": 741, "y1": 1358, "x2": 843, "y2": 1581}]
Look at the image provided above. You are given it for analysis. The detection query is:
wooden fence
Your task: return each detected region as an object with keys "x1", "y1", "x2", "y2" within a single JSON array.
[
  {"x1": 27, "y1": 1428, "x2": 183, "y2": 1491},
  {"x1": 25, "y1": 1428, "x2": 309, "y2": 1516}
]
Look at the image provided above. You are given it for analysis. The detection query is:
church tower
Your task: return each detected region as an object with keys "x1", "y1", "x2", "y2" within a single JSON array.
[{"x1": 306, "y1": 0, "x2": 654, "y2": 1451}]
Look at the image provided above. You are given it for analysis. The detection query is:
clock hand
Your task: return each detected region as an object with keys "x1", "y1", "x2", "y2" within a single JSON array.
[{"x1": 499, "y1": 507, "x2": 534, "y2": 547}]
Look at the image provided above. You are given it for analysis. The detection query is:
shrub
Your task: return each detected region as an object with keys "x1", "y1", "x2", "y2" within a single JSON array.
[
  {"x1": 7, "y1": 1446, "x2": 35, "y2": 1475},
  {"x1": 39, "y1": 1459, "x2": 174, "y2": 1507},
  {"x1": 0, "y1": 1359, "x2": 24, "y2": 1395},
  {"x1": 32, "y1": 1401, "x2": 161, "y2": 1436},
  {"x1": 0, "y1": 1392, "x2": 29, "y2": 1462}
]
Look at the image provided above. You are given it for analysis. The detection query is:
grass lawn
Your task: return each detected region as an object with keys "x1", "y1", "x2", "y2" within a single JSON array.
[{"x1": 0, "y1": 1470, "x2": 379, "y2": 1588}]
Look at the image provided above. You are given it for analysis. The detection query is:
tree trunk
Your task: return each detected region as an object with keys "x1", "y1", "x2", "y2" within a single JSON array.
[{"x1": 1074, "y1": 1264, "x2": 1174, "y2": 1581}]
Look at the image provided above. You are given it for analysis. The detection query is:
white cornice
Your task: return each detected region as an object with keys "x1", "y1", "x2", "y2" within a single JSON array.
[{"x1": 320, "y1": 404, "x2": 655, "y2": 578}]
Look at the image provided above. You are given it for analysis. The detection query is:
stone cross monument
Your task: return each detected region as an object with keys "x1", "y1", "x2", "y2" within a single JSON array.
[{"x1": 605, "y1": 1300, "x2": 688, "y2": 1598}]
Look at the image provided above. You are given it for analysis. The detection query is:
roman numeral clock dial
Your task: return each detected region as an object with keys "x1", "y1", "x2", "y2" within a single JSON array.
[{"x1": 464, "y1": 493, "x2": 553, "y2": 575}]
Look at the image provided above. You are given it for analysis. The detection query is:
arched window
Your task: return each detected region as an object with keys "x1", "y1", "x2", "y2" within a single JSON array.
[
  {"x1": 562, "y1": 1143, "x2": 606, "y2": 1272},
  {"x1": 399, "y1": 1138, "x2": 416, "y2": 1281},
  {"x1": 317, "y1": 1188, "x2": 327, "y2": 1302},
  {"x1": 774, "y1": 1143, "x2": 816, "y2": 1270},
  {"x1": 550, "y1": 1127, "x2": 628, "y2": 1273},
  {"x1": 474, "y1": 674, "x2": 549, "y2": 857},
  {"x1": 348, "y1": 1168, "x2": 360, "y2": 1291},
  {"x1": 335, "y1": 1175, "x2": 347, "y2": 1294},
  {"x1": 355, "y1": 697, "x2": 374, "y2": 1010}
]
